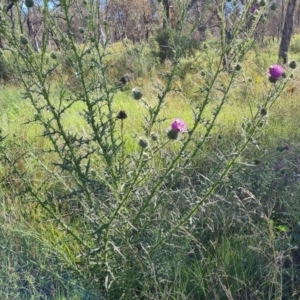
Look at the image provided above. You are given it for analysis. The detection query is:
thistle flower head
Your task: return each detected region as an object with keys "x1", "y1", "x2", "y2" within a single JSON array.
[
  {"x1": 277, "y1": 145, "x2": 290, "y2": 152},
  {"x1": 116, "y1": 110, "x2": 127, "y2": 120},
  {"x1": 171, "y1": 119, "x2": 187, "y2": 133},
  {"x1": 269, "y1": 64, "x2": 284, "y2": 79},
  {"x1": 250, "y1": 5, "x2": 258, "y2": 13}
]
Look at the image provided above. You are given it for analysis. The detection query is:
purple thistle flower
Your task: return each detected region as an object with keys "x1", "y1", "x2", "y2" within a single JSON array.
[
  {"x1": 277, "y1": 145, "x2": 290, "y2": 152},
  {"x1": 250, "y1": 5, "x2": 258, "y2": 13},
  {"x1": 171, "y1": 119, "x2": 187, "y2": 133},
  {"x1": 269, "y1": 64, "x2": 284, "y2": 79}
]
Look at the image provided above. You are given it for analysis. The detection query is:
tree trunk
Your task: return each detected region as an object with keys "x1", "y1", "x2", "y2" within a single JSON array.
[
  {"x1": 162, "y1": 0, "x2": 170, "y2": 28},
  {"x1": 279, "y1": 0, "x2": 297, "y2": 64}
]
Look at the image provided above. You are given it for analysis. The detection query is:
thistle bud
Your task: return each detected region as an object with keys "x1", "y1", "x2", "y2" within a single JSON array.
[
  {"x1": 138, "y1": 138, "x2": 149, "y2": 149},
  {"x1": 259, "y1": 0, "x2": 266, "y2": 7},
  {"x1": 269, "y1": 64, "x2": 284, "y2": 79},
  {"x1": 116, "y1": 110, "x2": 127, "y2": 120},
  {"x1": 19, "y1": 35, "x2": 29, "y2": 46},
  {"x1": 25, "y1": 0, "x2": 34, "y2": 8},
  {"x1": 260, "y1": 108, "x2": 267, "y2": 116},
  {"x1": 270, "y1": 3, "x2": 277, "y2": 10},
  {"x1": 167, "y1": 129, "x2": 179, "y2": 140},
  {"x1": 150, "y1": 132, "x2": 159, "y2": 141},
  {"x1": 50, "y1": 52, "x2": 57, "y2": 59},
  {"x1": 268, "y1": 76, "x2": 277, "y2": 84},
  {"x1": 132, "y1": 88, "x2": 143, "y2": 100},
  {"x1": 235, "y1": 63, "x2": 242, "y2": 71},
  {"x1": 289, "y1": 61, "x2": 297, "y2": 69}
]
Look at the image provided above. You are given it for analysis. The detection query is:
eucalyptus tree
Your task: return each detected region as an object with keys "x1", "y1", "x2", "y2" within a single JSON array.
[{"x1": 279, "y1": 0, "x2": 297, "y2": 63}]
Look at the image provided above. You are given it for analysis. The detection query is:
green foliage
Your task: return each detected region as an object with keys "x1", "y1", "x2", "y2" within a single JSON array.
[
  {"x1": 176, "y1": 56, "x2": 200, "y2": 79},
  {"x1": 106, "y1": 40, "x2": 159, "y2": 83},
  {"x1": 0, "y1": 51, "x2": 14, "y2": 81},
  {"x1": 154, "y1": 28, "x2": 200, "y2": 62},
  {"x1": 290, "y1": 34, "x2": 300, "y2": 53}
]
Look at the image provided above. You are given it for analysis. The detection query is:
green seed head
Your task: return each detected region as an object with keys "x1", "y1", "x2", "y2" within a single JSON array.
[
  {"x1": 260, "y1": 108, "x2": 267, "y2": 116},
  {"x1": 270, "y1": 3, "x2": 277, "y2": 10},
  {"x1": 268, "y1": 76, "x2": 278, "y2": 84},
  {"x1": 20, "y1": 35, "x2": 29, "y2": 46},
  {"x1": 25, "y1": 0, "x2": 34, "y2": 8},
  {"x1": 289, "y1": 61, "x2": 297, "y2": 69},
  {"x1": 167, "y1": 129, "x2": 179, "y2": 140},
  {"x1": 138, "y1": 138, "x2": 149, "y2": 149},
  {"x1": 235, "y1": 63, "x2": 242, "y2": 71},
  {"x1": 259, "y1": 0, "x2": 266, "y2": 7},
  {"x1": 50, "y1": 52, "x2": 57, "y2": 59},
  {"x1": 150, "y1": 132, "x2": 159, "y2": 141},
  {"x1": 132, "y1": 88, "x2": 143, "y2": 100}
]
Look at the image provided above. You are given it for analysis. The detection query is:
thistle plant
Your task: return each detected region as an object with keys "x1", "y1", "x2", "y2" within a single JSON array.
[{"x1": 0, "y1": 0, "x2": 295, "y2": 297}]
